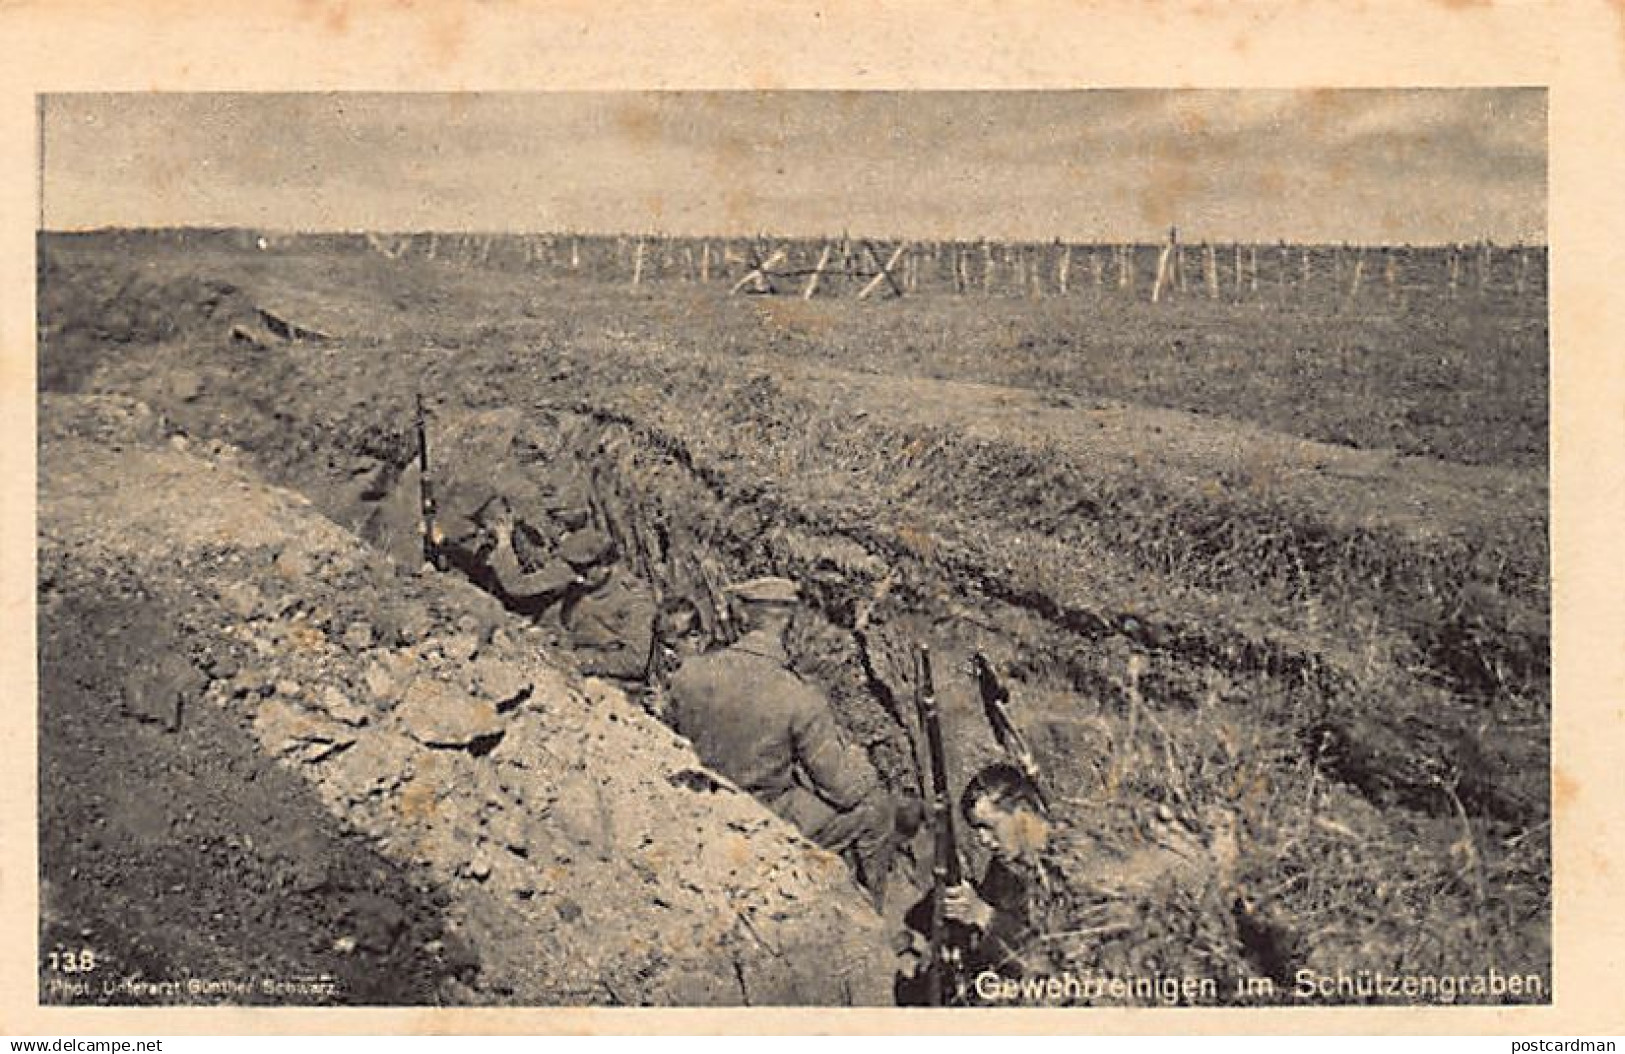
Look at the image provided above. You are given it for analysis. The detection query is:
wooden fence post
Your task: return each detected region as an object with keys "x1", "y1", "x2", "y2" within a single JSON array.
[
  {"x1": 1058, "y1": 244, "x2": 1072, "y2": 295},
  {"x1": 1152, "y1": 241, "x2": 1175, "y2": 303},
  {"x1": 858, "y1": 243, "x2": 907, "y2": 300},
  {"x1": 730, "y1": 246, "x2": 785, "y2": 295},
  {"x1": 1346, "y1": 248, "x2": 1365, "y2": 306},
  {"x1": 804, "y1": 243, "x2": 832, "y2": 300},
  {"x1": 983, "y1": 242, "x2": 995, "y2": 294},
  {"x1": 631, "y1": 240, "x2": 646, "y2": 286},
  {"x1": 1205, "y1": 243, "x2": 1220, "y2": 299}
]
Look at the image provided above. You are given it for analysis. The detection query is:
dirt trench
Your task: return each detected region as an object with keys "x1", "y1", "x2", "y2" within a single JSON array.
[
  {"x1": 45, "y1": 249, "x2": 1551, "y2": 1001},
  {"x1": 39, "y1": 395, "x2": 895, "y2": 1006},
  {"x1": 277, "y1": 388, "x2": 1552, "y2": 999}
]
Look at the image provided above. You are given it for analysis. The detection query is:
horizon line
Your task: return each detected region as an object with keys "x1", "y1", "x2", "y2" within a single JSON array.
[{"x1": 36, "y1": 225, "x2": 1551, "y2": 251}]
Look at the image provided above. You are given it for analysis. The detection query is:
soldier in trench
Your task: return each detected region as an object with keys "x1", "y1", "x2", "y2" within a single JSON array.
[
  {"x1": 896, "y1": 761, "x2": 1076, "y2": 1004},
  {"x1": 899, "y1": 758, "x2": 1249, "y2": 1005},
  {"x1": 664, "y1": 576, "x2": 897, "y2": 908},
  {"x1": 552, "y1": 528, "x2": 657, "y2": 683},
  {"x1": 435, "y1": 494, "x2": 585, "y2": 616},
  {"x1": 641, "y1": 597, "x2": 709, "y2": 720},
  {"x1": 440, "y1": 491, "x2": 659, "y2": 682}
]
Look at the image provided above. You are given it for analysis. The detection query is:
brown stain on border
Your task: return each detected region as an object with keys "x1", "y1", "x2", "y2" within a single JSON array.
[
  {"x1": 296, "y1": 0, "x2": 351, "y2": 36},
  {"x1": 1552, "y1": 764, "x2": 1577, "y2": 816}
]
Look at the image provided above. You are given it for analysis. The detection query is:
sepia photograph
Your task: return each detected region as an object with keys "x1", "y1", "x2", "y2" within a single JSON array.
[{"x1": 31, "y1": 87, "x2": 1552, "y2": 1012}]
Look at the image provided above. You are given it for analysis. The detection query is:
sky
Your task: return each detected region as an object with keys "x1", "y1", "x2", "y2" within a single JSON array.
[{"x1": 41, "y1": 90, "x2": 1546, "y2": 245}]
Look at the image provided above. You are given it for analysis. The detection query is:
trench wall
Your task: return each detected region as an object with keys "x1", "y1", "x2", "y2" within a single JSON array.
[{"x1": 40, "y1": 395, "x2": 895, "y2": 1006}]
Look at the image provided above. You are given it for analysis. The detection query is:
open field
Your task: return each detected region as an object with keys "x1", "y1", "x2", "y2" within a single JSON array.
[{"x1": 38, "y1": 230, "x2": 1549, "y2": 1006}]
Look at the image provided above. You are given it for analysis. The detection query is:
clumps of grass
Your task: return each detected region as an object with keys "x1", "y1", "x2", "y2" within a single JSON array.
[{"x1": 1021, "y1": 654, "x2": 1548, "y2": 1006}]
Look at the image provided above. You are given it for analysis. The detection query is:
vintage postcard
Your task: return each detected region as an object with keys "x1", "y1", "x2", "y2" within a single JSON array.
[{"x1": 3, "y1": 0, "x2": 1620, "y2": 1037}]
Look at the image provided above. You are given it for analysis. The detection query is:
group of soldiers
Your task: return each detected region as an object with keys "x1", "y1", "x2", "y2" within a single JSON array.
[
  {"x1": 433, "y1": 472, "x2": 657, "y2": 683},
  {"x1": 428, "y1": 469, "x2": 1128, "y2": 1005}
]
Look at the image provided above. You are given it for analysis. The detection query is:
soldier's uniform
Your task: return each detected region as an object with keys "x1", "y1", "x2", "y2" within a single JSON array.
[
  {"x1": 562, "y1": 565, "x2": 657, "y2": 682},
  {"x1": 897, "y1": 834, "x2": 1077, "y2": 1006},
  {"x1": 958, "y1": 850, "x2": 1076, "y2": 980},
  {"x1": 666, "y1": 579, "x2": 894, "y2": 902},
  {"x1": 930, "y1": 808, "x2": 1225, "y2": 1005},
  {"x1": 433, "y1": 507, "x2": 501, "y2": 594}
]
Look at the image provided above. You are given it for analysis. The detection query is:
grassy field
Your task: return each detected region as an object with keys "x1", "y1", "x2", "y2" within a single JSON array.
[
  {"x1": 39, "y1": 232, "x2": 1551, "y2": 1005},
  {"x1": 42, "y1": 230, "x2": 1547, "y2": 468}
]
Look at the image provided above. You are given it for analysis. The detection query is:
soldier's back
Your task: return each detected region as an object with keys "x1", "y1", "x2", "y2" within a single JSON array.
[{"x1": 667, "y1": 637, "x2": 817, "y2": 801}]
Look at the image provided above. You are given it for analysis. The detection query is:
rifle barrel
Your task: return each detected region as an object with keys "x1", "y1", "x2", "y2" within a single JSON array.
[
  {"x1": 915, "y1": 643, "x2": 962, "y2": 1006},
  {"x1": 415, "y1": 393, "x2": 441, "y2": 569}
]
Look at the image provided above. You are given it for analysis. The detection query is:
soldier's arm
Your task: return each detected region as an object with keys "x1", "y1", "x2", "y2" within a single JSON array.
[
  {"x1": 663, "y1": 665, "x2": 696, "y2": 733},
  {"x1": 486, "y1": 539, "x2": 579, "y2": 602},
  {"x1": 790, "y1": 695, "x2": 878, "y2": 812}
]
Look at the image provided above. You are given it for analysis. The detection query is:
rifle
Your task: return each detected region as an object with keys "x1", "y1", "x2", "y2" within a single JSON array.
[
  {"x1": 415, "y1": 393, "x2": 444, "y2": 570},
  {"x1": 691, "y1": 555, "x2": 738, "y2": 647},
  {"x1": 914, "y1": 644, "x2": 966, "y2": 1006},
  {"x1": 971, "y1": 652, "x2": 1048, "y2": 815}
]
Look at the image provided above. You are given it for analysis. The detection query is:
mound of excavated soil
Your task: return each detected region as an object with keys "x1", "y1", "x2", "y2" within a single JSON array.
[
  {"x1": 39, "y1": 394, "x2": 893, "y2": 1006},
  {"x1": 40, "y1": 582, "x2": 460, "y2": 1006}
]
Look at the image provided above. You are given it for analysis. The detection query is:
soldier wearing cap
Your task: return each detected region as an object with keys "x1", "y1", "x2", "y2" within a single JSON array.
[
  {"x1": 665, "y1": 576, "x2": 896, "y2": 906},
  {"x1": 556, "y1": 528, "x2": 656, "y2": 682}
]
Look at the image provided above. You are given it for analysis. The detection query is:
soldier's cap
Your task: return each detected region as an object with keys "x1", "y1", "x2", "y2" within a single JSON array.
[
  {"x1": 541, "y1": 481, "x2": 591, "y2": 510},
  {"x1": 551, "y1": 506, "x2": 594, "y2": 531},
  {"x1": 726, "y1": 576, "x2": 800, "y2": 605},
  {"x1": 558, "y1": 528, "x2": 614, "y2": 568},
  {"x1": 541, "y1": 488, "x2": 594, "y2": 528}
]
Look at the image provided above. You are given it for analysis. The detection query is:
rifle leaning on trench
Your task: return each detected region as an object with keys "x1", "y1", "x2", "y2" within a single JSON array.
[
  {"x1": 913, "y1": 643, "x2": 967, "y2": 1006},
  {"x1": 691, "y1": 555, "x2": 738, "y2": 647},
  {"x1": 971, "y1": 652, "x2": 1049, "y2": 816},
  {"x1": 415, "y1": 392, "x2": 444, "y2": 571}
]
